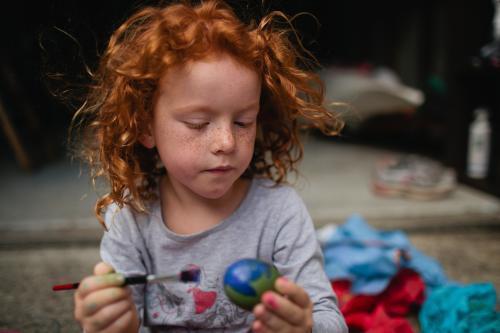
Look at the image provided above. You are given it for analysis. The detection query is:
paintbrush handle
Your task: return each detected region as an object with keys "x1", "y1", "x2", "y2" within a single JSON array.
[
  {"x1": 52, "y1": 275, "x2": 148, "y2": 291},
  {"x1": 52, "y1": 282, "x2": 81, "y2": 291},
  {"x1": 123, "y1": 275, "x2": 148, "y2": 285},
  {"x1": 52, "y1": 268, "x2": 199, "y2": 291}
]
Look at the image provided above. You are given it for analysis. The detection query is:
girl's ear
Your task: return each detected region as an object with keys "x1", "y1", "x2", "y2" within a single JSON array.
[
  {"x1": 139, "y1": 134, "x2": 155, "y2": 149},
  {"x1": 139, "y1": 126, "x2": 156, "y2": 148}
]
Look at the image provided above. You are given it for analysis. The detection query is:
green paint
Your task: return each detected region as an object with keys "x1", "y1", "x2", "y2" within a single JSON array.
[
  {"x1": 224, "y1": 265, "x2": 280, "y2": 311},
  {"x1": 224, "y1": 284, "x2": 260, "y2": 310},
  {"x1": 87, "y1": 302, "x2": 98, "y2": 313},
  {"x1": 100, "y1": 273, "x2": 124, "y2": 285},
  {"x1": 81, "y1": 282, "x2": 89, "y2": 291}
]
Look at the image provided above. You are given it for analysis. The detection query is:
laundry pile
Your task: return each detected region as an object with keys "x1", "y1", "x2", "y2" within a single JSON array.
[{"x1": 318, "y1": 214, "x2": 500, "y2": 333}]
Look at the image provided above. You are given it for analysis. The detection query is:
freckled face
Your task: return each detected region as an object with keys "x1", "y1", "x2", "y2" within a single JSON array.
[{"x1": 147, "y1": 54, "x2": 261, "y2": 199}]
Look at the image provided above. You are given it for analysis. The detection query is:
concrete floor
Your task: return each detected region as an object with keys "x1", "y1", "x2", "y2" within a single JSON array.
[
  {"x1": 1, "y1": 134, "x2": 500, "y2": 332},
  {"x1": 2, "y1": 227, "x2": 499, "y2": 332},
  {"x1": 1, "y1": 134, "x2": 499, "y2": 242}
]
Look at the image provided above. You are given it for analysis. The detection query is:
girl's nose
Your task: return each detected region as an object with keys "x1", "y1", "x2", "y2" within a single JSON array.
[{"x1": 211, "y1": 125, "x2": 236, "y2": 154}]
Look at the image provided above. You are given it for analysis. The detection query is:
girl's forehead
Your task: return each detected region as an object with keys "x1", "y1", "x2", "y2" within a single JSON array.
[
  {"x1": 157, "y1": 53, "x2": 260, "y2": 93},
  {"x1": 155, "y1": 53, "x2": 261, "y2": 110},
  {"x1": 159, "y1": 53, "x2": 257, "y2": 82}
]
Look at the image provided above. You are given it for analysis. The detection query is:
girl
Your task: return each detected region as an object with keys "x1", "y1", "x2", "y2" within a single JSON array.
[{"x1": 71, "y1": 1, "x2": 346, "y2": 332}]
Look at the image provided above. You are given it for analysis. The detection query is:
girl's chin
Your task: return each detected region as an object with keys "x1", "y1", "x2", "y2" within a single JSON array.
[
  {"x1": 198, "y1": 187, "x2": 232, "y2": 200},
  {"x1": 199, "y1": 180, "x2": 245, "y2": 200}
]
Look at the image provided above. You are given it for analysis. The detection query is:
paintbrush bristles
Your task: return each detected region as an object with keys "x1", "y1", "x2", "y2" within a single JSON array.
[
  {"x1": 147, "y1": 267, "x2": 201, "y2": 284},
  {"x1": 179, "y1": 267, "x2": 201, "y2": 283}
]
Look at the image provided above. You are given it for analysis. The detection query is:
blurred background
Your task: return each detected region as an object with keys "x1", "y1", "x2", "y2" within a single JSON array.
[{"x1": 1, "y1": 0, "x2": 499, "y2": 332}]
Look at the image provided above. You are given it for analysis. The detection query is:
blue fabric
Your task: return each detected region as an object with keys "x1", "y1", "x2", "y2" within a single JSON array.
[
  {"x1": 322, "y1": 214, "x2": 448, "y2": 294},
  {"x1": 419, "y1": 283, "x2": 500, "y2": 333}
]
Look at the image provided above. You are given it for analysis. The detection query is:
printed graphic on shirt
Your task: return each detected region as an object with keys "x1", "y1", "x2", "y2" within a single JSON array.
[
  {"x1": 188, "y1": 285, "x2": 217, "y2": 314},
  {"x1": 144, "y1": 264, "x2": 250, "y2": 329}
]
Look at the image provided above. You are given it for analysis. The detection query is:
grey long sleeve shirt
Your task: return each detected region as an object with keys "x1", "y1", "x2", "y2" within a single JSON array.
[{"x1": 100, "y1": 178, "x2": 347, "y2": 333}]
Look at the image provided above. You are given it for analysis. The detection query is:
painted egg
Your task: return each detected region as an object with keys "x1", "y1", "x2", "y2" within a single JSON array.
[{"x1": 223, "y1": 258, "x2": 280, "y2": 311}]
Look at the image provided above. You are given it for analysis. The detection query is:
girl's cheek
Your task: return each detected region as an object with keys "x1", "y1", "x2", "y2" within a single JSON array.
[
  {"x1": 178, "y1": 135, "x2": 207, "y2": 153},
  {"x1": 238, "y1": 127, "x2": 257, "y2": 143}
]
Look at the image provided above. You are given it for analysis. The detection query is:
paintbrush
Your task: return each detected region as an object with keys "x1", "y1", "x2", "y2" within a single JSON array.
[{"x1": 52, "y1": 267, "x2": 201, "y2": 291}]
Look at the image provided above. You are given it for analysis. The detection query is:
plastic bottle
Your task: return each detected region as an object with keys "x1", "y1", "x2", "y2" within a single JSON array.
[{"x1": 467, "y1": 108, "x2": 491, "y2": 179}]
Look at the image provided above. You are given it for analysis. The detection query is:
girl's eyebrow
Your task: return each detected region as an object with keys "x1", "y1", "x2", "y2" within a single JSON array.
[
  {"x1": 171, "y1": 105, "x2": 213, "y2": 114},
  {"x1": 172, "y1": 101, "x2": 260, "y2": 114},
  {"x1": 236, "y1": 101, "x2": 260, "y2": 114}
]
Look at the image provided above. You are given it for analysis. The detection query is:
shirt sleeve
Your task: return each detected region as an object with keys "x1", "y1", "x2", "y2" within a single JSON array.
[
  {"x1": 271, "y1": 189, "x2": 348, "y2": 333},
  {"x1": 100, "y1": 204, "x2": 149, "y2": 332}
]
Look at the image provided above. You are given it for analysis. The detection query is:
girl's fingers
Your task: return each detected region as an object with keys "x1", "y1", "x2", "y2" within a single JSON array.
[
  {"x1": 261, "y1": 291, "x2": 305, "y2": 326},
  {"x1": 97, "y1": 308, "x2": 137, "y2": 333},
  {"x1": 82, "y1": 286, "x2": 131, "y2": 317},
  {"x1": 75, "y1": 262, "x2": 135, "y2": 332},
  {"x1": 253, "y1": 303, "x2": 289, "y2": 332},
  {"x1": 94, "y1": 262, "x2": 115, "y2": 276},
  {"x1": 255, "y1": 278, "x2": 314, "y2": 330},
  {"x1": 275, "y1": 277, "x2": 311, "y2": 309},
  {"x1": 83, "y1": 298, "x2": 133, "y2": 332},
  {"x1": 77, "y1": 273, "x2": 125, "y2": 298},
  {"x1": 251, "y1": 319, "x2": 273, "y2": 333},
  {"x1": 74, "y1": 263, "x2": 120, "y2": 321}
]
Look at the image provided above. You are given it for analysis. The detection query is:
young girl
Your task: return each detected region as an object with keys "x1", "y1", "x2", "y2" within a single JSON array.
[{"x1": 71, "y1": 1, "x2": 346, "y2": 332}]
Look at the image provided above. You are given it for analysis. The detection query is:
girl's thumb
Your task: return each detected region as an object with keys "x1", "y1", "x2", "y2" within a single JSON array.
[{"x1": 93, "y1": 261, "x2": 115, "y2": 275}]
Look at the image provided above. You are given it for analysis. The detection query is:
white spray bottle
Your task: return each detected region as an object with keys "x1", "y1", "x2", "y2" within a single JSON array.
[{"x1": 467, "y1": 108, "x2": 491, "y2": 179}]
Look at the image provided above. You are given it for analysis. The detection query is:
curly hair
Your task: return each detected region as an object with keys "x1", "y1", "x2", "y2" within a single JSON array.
[{"x1": 71, "y1": 0, "x2": 343, "y2": 227}]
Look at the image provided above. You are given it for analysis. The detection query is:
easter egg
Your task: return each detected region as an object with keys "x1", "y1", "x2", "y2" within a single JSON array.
[{"x1": 223, "y1": 258, "x2": 280, "y2": 311}]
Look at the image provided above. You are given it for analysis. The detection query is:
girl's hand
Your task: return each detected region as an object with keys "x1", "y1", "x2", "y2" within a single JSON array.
[
  {"x1": 252, "y1": 277, "x2": 313, "y2": 333},
  {"x1": 74, "y1": 262, "x2": 140, "y2": 333}
]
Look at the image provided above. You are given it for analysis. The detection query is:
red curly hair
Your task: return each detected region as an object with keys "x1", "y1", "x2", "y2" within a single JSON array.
[{"x1": 71, "y1": 0, "x2": 343, "y2": 228}]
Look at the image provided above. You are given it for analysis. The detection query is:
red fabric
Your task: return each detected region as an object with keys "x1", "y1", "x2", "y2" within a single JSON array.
[{"x1": 332, "y1": 268, "x2": 424, "y2": 332}]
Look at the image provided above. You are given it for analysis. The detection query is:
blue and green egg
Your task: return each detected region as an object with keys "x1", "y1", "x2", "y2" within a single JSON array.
[{"x1": 223, "y1": 258, "x2": 280, "y2": 311}]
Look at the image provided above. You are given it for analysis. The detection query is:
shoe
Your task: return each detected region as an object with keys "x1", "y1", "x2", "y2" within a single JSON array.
[{"x1": 372, "y1": 155, "x2": 456, "y2": 200}]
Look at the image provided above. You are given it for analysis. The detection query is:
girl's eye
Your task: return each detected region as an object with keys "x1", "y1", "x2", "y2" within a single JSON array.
[
  {"x1": 234, "y1": 121, "x2": 253, "y2": 128},
  {"x1": 185, "y1": 122, "x2": 208, "y2": 130}
]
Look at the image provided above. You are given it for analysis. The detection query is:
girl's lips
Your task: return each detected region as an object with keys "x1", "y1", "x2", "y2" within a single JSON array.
[{"x1": 206, "y1": 166, "x2": 233, "y2": 172}]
